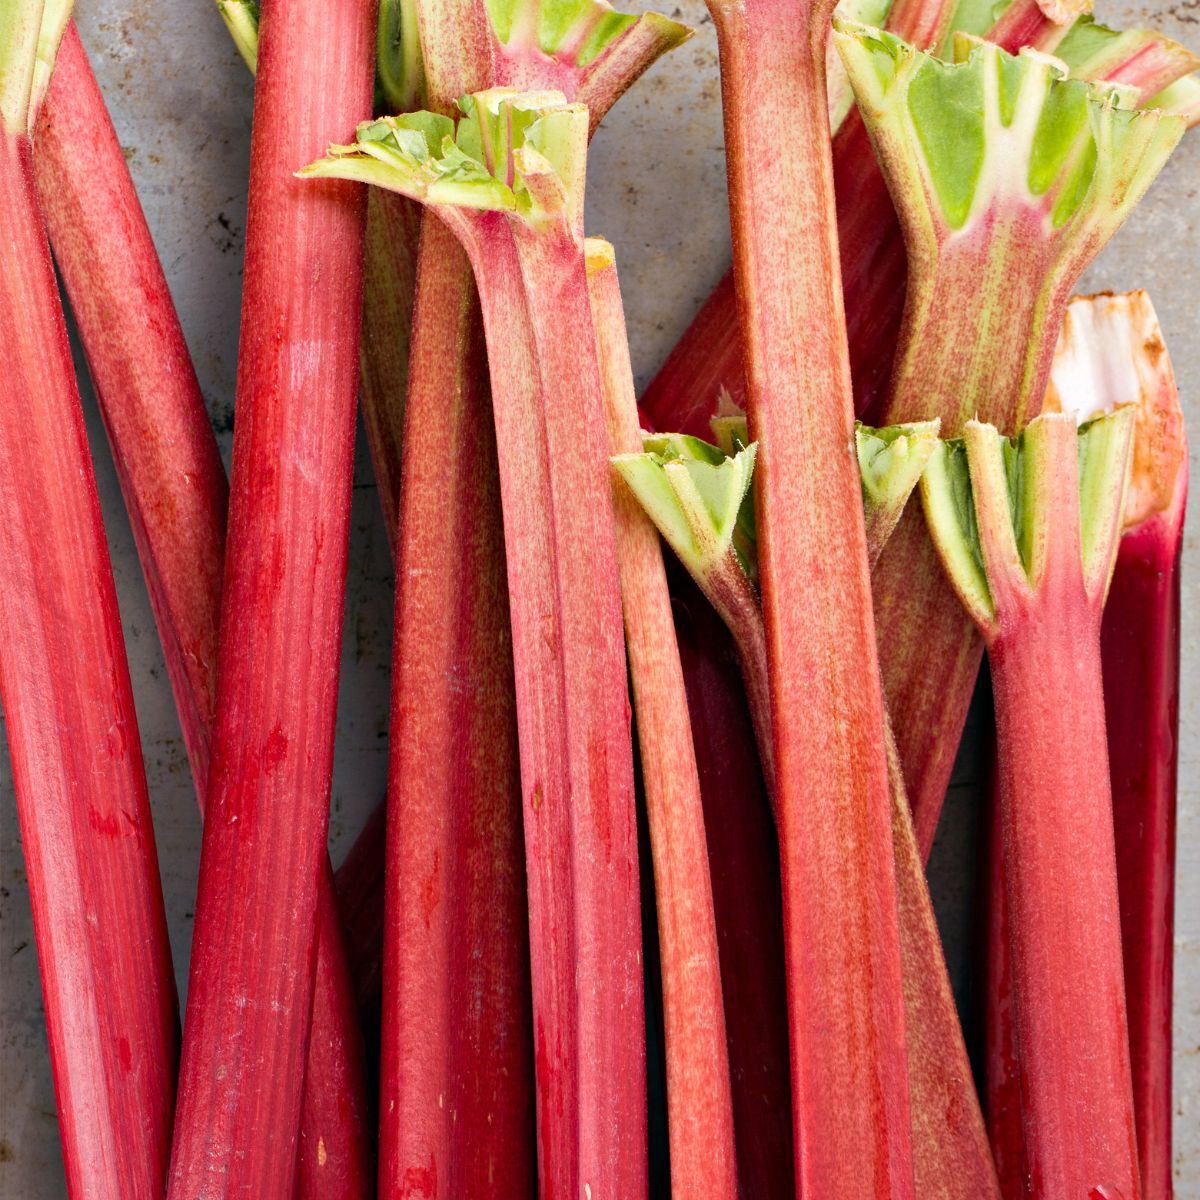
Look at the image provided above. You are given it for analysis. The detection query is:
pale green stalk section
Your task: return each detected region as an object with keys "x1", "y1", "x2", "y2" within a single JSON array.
[
  {"x1": 616, "y1": 420, "x2": 939, "y2": 599},
  {"x1": 378, "y1": 0, "x2": 424, "y2": 110},
  {"x1": 27, "y1": 0, "x2": 69, "y2": 124},
  {"x1": 216, "y1": 0, "x2": 260, "y2": 74},
  {"x1": 300, "y1": 91, "x2": 595, "y2": 223},
  {"x1": 1149, "y1": 72, "x2": 1200, "y2": 127},
  {"x1": 837, "y1": 24, "x2": 1185, "y2": 244},
  {"x1": 1, "y1": 0, "x2": 45, "y2": 134},
  {"x1": 828, "y1": 0, "x2": 895, "y2": 132},
  {"x1": 1053, "y1": 15, "x2": 1200, "y2": 101},
  {"x1": 858, "y1": 422, "x2": 942, "y2": 561},
  {"x1": 614, "y1": 435, "x2": 757, "y2": 583}
]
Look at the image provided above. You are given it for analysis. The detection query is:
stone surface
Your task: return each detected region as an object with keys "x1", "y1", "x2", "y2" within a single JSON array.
[{"x1": 0, "y1": 0, "x2": 1195, "y2": 1193}]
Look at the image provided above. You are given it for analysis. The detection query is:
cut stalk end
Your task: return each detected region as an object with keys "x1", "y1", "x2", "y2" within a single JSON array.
[{"x1": 920, "y1": 408, "x2": 1136, "y2": 638}]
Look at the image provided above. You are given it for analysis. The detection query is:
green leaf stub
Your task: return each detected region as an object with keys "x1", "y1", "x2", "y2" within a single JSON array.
[
  {"x1": 483, "y1": 0, "x2": 647, "y2": 66},
  {"x1": 614, "y1": 435, "x2": 758, "y2": 583},
  {"x1": 299, "y1": 89, "x2": 589, "y2": 229},
  {"x1": 919, "y1": 410, "x2": 1135, "y2": 636},
  {"x1": 833, "y1": 21, "x2": 1185, "y2": 239}
]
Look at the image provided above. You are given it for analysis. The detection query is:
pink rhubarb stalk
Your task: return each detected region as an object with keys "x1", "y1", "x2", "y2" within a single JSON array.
[
  {"x1": 984, "y1": 0, "x2": 1083, "y2": 55},
  {"x1": 305, "y1": 93, "x2": 647, "y2": 1199},
  {"x1": 832, "y1": 24, "x2": 1185, "y2": 857},
  {"x1": 167, "y1": 0, "x2": 375, "y2": 1192},
  {"x1": 705, "y1": 0, "x2": 915, "y2": 1187},
  {"x1": 641, "y1": 1, "x2": 1198, "y2": 442},
  {"x1": 590, "y1": 240, "x2": 736, "y2": 1198},
  {"x1": 985, "y1": 291, "x2": 1189, "y2": 1200},
  {"x1": 1099, "y1": 372, "x2": 1186, "y2": 1200},
  {"x1": 642, "y1": 0, "x2": 957, "y2": 436},
  {"x1": 381, "y1": 207, "x2": 535, "y2": 1197},
  {"x1": 377, "y1": 0, "x2": 686, "y2": 1190},
  {"x1": 670, "y1": 583, "x2": 796, "y2": 1198},
  {"x1": 36, "y1": 20, "x2": 228, "y2": 792},
  {"x1": 35, "y1": 20, "x2": 374, "y2": 1196},
  {"x1": 0, "y1": 3, "x2": 177, "y2": 1195},
  {"x1": 922, "y1": 409, "x2": 1140, "y2": 1200},
  {"x1": 617, "y1": 421, "x2": 1001, "y2": 1200}
]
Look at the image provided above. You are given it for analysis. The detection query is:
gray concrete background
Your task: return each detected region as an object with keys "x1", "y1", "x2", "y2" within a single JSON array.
[{"x1": 0, "y1": 0, "x2": 1195, "y2": 1193}]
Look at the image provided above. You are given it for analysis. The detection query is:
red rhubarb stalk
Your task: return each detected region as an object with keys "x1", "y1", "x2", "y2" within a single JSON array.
[
  {"x1": 1104, "y1": 499, "x2": 1183, "y2": 1200},
  {"x1": 0, "y1": 4, "x2": 177, "y2": 1195},
  {"x1": 375, "y1": 0, "x2": 685, "y2": 1189},
  {"x1": 305, "y1": 92, "x2": 647, "y2": 1199},
  {"x1": 1002, "y1": 295, "x2": 1189, "y2": 1200},
  {"x1": 832, "y1": 24, "x2": 1185, "y2": 857},
  {"x1": 642, "y1": 1, "x2": 1198, "y2": 444},
  {"x1": 214, "y1": 0, "x2": 426, "y2": 555},
  {"x1": 922, "y1": 409, "x2": 1140, "y2": 1199},
  {"x1": 381, "y1": 208, "x2": 535, "y2": 1197},
  {"x1": 36, "y1": 21, "x2": 228, "y2": 795},
  {"x1": 984, "y1": 0, "x2": 1082, "y2": 55},
  {"x1": 641, "y1": 0, "x2": 957, "y2": 437},
  {"x1": 705, "y1": 0, "x2": 915, "y2": 1186},
  {"x1": 984, "y1": 291, "x2": 1189, "y2": 1200},
  {"x1": 670, "y1": 581, "x2": 796, "y2": 1199},
  {"x1": 167, "y1": 0, "x2": 375, "y2": 1192},
  {"x1": 590, "y1": 239, "x2": 736, "y2": 1198},
  {"x1": 371, "y1": 11, "x2": 535, "y2": 1192},
  {"x1": 36, "y1": 22, "x2": 374, "y2": 1195},
  {"x1": 617, "y1": 421, "x2": 1002, "y2": 1200},
  {"x1": 980, "y1": 770, "x2": 1027, "y2": 1200}
]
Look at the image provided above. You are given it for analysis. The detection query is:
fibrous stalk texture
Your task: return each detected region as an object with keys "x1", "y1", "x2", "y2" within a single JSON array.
[
  {"x1": 304, "y1": 91, "x2": 648, "y2": 1200},
  {"x1": 167, "y1": 0, "x2": 374, "y2": 1193},
  {"x1": 922, "y1": 410, "x2": 1140, "y2": 1199},
  {"x1": 0, "y1": 5, "x2": 176, "y2": 1195}
]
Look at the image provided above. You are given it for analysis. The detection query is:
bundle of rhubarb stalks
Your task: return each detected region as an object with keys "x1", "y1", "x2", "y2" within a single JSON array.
[{"x1": 0, "y1": 0, "x2": 1194, "y2": 1194}]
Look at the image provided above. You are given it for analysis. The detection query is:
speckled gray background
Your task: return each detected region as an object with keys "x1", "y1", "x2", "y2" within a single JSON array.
[{"x1": 0, "y1": 0, "x2": 1195, "y2": 1194}]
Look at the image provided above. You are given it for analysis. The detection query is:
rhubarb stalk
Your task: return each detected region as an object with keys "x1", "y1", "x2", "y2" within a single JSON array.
[
  {"x1": 588, "y1": 238, "x2": 736, "y2": 1199},
  {"x1": 0, "y1": 3, "x2": 177, "y2": 1195},
  {"x1": 305, "y1": 92, "x2": 647, "y2": 1199},
  {"x1": 1056, "y1": 293, "x2": 1187, "y2": 1200},
  {"x1": 921, "y1": 409, "x2": 1139, "y2": 1199},
  {"x1": 616, "y1": 419, "x2": 1004, "y2": 1200},
  {"x1": 36, "y1": 23, "x2": 375, "y2": 1196},
  {"x1": 36, "y1": 20, "x2": 228, "y2": 794},
  {"x1": 167, "y1": 0, "x2": 375, "y2": 1192},
  {"x1": 832, "y1": 24, "x2": 1185, "y2": 856},
  {"x1": 376, "y1": 0, "x2": 685, "y2": 1190},
  {"x1": 641, "y1": 0, "x2": 959, "y2": 436},
  {"x1": 641, "y1": 0, "x2": 1197, "y2": 444},
  {"x1": 704, "y1": 0, "x2": 915, "y2": 1186},
  {"x1": 985, "y1": 291, "x2": 1189, "y2": 1200},
  {"x1": 1052, "y1": 15, "x2": 1200, "y2": 102}
]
